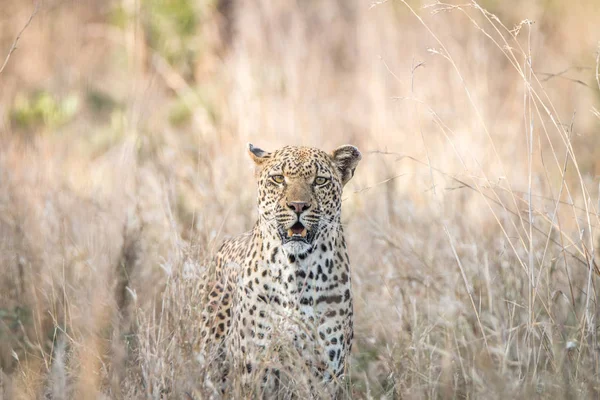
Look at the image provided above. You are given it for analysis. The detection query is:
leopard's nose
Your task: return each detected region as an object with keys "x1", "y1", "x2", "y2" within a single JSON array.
[{"x1": 287, "y1": 201, "x2": 311, "y2": 214}]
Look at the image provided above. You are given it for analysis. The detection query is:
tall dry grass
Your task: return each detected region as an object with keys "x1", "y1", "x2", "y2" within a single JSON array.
[{"x1": 1, "y1": 0, "x2": 600, "y2": 398}]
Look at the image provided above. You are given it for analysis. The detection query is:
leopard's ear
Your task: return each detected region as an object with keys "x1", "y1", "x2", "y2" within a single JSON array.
[
  {"x1": 331, "y1": 145, "x2": 361, "y2": 186},
  {"x1": 247, "y1": 143, "x2": 272, "y2": 165}
]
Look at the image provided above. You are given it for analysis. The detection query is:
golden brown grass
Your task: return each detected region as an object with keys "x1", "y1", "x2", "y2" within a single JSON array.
[{"x1": 1, "y1": 0, "x2": 600, "y2": 398}]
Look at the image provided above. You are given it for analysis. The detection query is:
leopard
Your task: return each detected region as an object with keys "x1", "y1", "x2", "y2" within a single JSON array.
[{"x1": 198, "y1": 143, "x2": 361, "y2": 397}]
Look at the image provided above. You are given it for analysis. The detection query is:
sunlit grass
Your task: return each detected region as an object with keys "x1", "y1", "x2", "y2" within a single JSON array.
[{"x1": 1, "y1": 0, "x2": 600, "y2": 398}]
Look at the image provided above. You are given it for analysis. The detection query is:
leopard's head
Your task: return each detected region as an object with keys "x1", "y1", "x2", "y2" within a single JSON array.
[{"x1": 248, "y1": 144, "x2": 361, "y2": 255}]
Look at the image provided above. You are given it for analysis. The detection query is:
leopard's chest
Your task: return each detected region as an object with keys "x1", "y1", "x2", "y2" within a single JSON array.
[{"x1": 230, "y1": 241, "x2": 353, "y2": 375}]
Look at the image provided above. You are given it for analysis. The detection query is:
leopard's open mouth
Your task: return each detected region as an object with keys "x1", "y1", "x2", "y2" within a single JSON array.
[
  {"x1": 287, "y1": 221, "x2": 307, "y2": 239},
  {"x1": 280, "y1": 221, "x2": 314, "y2": 244}
]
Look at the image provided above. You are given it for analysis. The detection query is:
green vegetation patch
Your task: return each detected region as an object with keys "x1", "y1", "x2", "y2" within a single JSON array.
[{"x1": 10, "y1": 91, "x2": 79, "y2": 132}]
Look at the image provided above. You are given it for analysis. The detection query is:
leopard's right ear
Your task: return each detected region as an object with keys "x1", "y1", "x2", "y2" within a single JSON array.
[{"x1": 247, "y1": 143, "x2": 272, "y2": 165}]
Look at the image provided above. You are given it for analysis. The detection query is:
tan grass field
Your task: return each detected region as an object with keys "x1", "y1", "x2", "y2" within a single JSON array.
[{"x1": 1, "y1": 0, "x2": 600, "y2": 398}]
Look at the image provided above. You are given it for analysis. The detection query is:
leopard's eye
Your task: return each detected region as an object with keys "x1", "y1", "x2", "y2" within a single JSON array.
[
  {"x1": 314, "y1": 177, "x2": 329, "y2": 186},
  {"x1": 270, "y1": 175, "x2": 285, "y2": 184}
]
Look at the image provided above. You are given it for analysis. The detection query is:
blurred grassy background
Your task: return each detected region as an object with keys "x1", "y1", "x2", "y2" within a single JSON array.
[{"x1": 1, "y1": 0, "x2": 600, "y2": 398}]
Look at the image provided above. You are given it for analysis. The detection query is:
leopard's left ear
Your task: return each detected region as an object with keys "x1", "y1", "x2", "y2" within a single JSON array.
[
  {"x1": 248, "y1": 143, "x2": 272, "y2": 165},
  {"x1": 331, "y1": 145, "x2": 361, "y2": 186}
]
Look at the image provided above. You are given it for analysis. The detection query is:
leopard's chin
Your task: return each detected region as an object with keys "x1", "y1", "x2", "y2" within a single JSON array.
[{"x1": 282, "y1": 240, "x2": 313, "y2": 256}]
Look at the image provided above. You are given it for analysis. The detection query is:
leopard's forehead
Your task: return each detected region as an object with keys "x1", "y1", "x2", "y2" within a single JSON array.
[
  {"x1": 268, "y1": 146, "x2": 335, "y2": 175},
  {"x1": 273, "y1": 146, "x2": 330, "y2": 162}
]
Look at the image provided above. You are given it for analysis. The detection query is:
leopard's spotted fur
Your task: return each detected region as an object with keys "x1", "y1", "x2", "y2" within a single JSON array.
[{"x1": 198, "y1": 144, "x2": 361, "y2": 396}]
